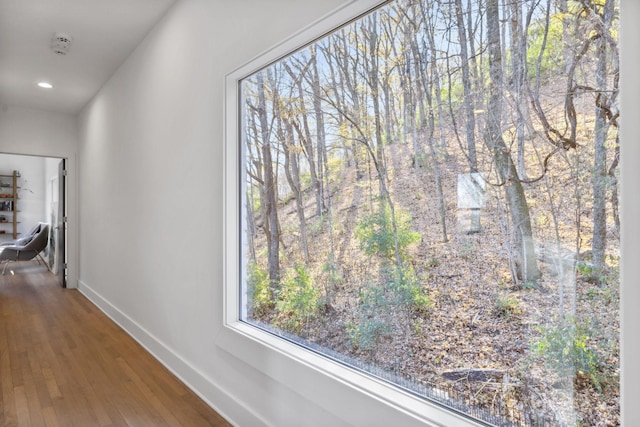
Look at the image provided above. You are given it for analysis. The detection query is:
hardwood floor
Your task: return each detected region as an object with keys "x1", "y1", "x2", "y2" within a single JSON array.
[{"x1": 0, "y1": 263, "x2": 231, "y2": 427}]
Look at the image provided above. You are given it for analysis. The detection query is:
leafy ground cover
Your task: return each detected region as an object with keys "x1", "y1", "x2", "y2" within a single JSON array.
[{"x1": 249, "y1": 136, "x2": 620, "y2": 426}]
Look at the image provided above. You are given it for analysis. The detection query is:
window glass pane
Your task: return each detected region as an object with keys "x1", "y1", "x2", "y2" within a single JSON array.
[{"x1": 239, "y1": 0, "x2": 620, "y2": 424}]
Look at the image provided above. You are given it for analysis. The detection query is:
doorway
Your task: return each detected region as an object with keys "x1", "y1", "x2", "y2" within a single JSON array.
[{"x1": 0, "y1": 153, "x2": 67, "y2": 287}]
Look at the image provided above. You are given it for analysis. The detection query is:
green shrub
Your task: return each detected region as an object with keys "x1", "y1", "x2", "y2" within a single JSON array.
[
  {"x1": 576, "y1": 261, "x2": 595, "y2": 277},
  {"x1": 347, "y1": 318, "x2": 389, "y2": 351},
  {"x1": 356, "y1": 201, "x2": 421, "y2": 261},
  {"x1": 389, "y1": 265, "x2": 432, "y2": 314},
  {"x1": 247, "y1": 263, "x2": 273, "y2": 318},
  {"x1": 348, "y1": 265, "x2": 432, "y2": 351},
  {"x1": 321, "y1": 256, "x2": 342, "y2": 283},
  {"x1": 493, "y1": 294, "x2": 521, "y2": 319},
  {"x1": 532, "y1": 317, "x2": 602, "y2": 390},
  {"x1": 275, "y1": 264, "x2": 321, "y2": 334},
  {"x1": 347, "y1": 284, "x2": 390, "y2": 350},
  {"x1": 526, "y1": 10, "x2": 564, "y2": 80}
]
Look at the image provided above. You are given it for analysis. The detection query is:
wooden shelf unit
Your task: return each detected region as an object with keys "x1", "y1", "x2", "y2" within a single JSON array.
[{"x1": 0, "y1": 170, "x2": 20, "y2": 239}]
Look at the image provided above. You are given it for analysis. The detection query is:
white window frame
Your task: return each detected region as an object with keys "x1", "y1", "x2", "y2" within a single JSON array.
[
  {"x1": 221, "y1": 0, "x2": 638, "y2": 424},
  {"x1": 221, "y1": 2, "x2": 484, "y2": 425}
]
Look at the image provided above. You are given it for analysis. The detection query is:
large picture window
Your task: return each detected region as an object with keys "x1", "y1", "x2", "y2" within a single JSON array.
[{"x1": 231, "y1": 0, "x2": 620, "y2": 424}]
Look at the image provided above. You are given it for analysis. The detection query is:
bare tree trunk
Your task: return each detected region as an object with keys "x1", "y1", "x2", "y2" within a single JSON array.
[
  {"x1": 591, "y1": 0, "x2": 615, "y2": 272},
  {"x1": 245, "y1": 111, "x2": 260, "y2": 264},
  {"x1": 381, "y1": 5, "x2": 404, "y2": 146},
  {"x1": 509, "y1": 0, "x2": 529, "y2": 179},
  {"x1": 609, "y1": 134, "x2": 620, "y2": 236},
  {"x1": 319, "y1": 37, "x2": 351, "y2": 165},
  {"x1": 454, "y1": 0, "x2": 478, "y2": 172},
  {"x1": 425, "y1": 73, "x2": 449, "y2": 243},
  {"x1": 486, "y1": 0, "x2": 540, "y2": 284},
  {"x1": 334, "y1": 29, "x2": 365, "y2": 179},
  {"x1": 321, "y1": 144, "x2": 338, "y2": 287},
  {"x1": 404, "y1": 2, "x2": 448, "y2": 243},
  {"x1": 500, "y1": 0, "x2": 508, "y2": 79},
  {"x1": 557, "y1": 0, "x2": 572, "y2": 76},
  {"x1": 282, "y1": 117, "x2": 310, "y2": 262},
  {"x1": 418, "y1": 1, "x2": 448, "y2": 156},
  {"x1": 288, "y1": 62, "x2": 324, "y2": 218},
  {"x1": 245, "y1": 193, "x2": 256, "y2": 263},
  {"x1": 256, "y1": 71, "x2": 280, "y2": 285},
  {"x1": 467, "y1": 0, "x2": 482, "y2": 109},
  {"x1": 310, "y1": 46, "x2": 327, "y2": 217},
  {"x1": 393, "y1": 15, "x2": 412, "y2": 148},
  {"x1": 364, "y1": 14, "x2": 387, "y2": 197},
  {"x1": 382, "y1": 70, "x2": 393, "y2": 146},
  {"x1": 407, "y1": 33, "x2": 423, "y2": 160}
]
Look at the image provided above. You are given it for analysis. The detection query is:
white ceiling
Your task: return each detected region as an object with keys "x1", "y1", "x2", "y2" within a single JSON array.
[{"x1": 0, "y1": 0, "x2": 177, "y2": 115}]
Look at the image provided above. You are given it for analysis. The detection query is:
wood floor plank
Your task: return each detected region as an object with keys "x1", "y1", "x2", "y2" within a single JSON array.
[
  {"x1": 13, "y1": 385, "x2": 32, "y2": 426},
  {"x1": 0, "y1": 264, "x2": 231, "y2": 427},
  {"x1": 0, "y1": 320, "x2": 15, "y2": 426},
  {"x1": 41, "y1": 367, "x2": 62, "y2": 400},
  {"x1": 41, "y1": 406, "x2": 59, "y2": 427}
]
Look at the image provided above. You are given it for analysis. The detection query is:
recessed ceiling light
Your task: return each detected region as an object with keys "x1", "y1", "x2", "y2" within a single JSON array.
[{"x1": 37, "y1": 82, "x2": 54, "y2": 89}]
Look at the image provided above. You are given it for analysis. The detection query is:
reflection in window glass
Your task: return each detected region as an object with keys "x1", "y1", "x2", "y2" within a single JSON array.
[{"x1": 239, "y1": 0, "x2": 619, "y2": 424}]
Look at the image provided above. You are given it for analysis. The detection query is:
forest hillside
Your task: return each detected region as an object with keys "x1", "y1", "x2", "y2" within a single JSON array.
[{"x1": 241, "y1": 0, "x2": 620, "y2": 425}]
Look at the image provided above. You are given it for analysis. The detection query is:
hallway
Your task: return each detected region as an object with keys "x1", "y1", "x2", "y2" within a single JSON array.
[{"x1": 0, "y1": 263, "x2": 230, "y2": 427}]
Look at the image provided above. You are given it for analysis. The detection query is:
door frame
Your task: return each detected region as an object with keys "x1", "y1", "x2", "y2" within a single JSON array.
[{"x1": 0, "y1": 151, "x2": 77, "y2": 288}]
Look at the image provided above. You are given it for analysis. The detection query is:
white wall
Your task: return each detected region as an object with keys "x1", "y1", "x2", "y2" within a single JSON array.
[
  {"x1": 77, "y1": 0, "x2": 359, "y2": 425},
  {"x1": 75, "y1": 0, "x2": 640, "y2": 426},
  {"x1": 0, "y1": 106, "x2": 78, "y2": 288},
  {"x1": 44, "y1": 157, "x2": 62, "y2": 225}
]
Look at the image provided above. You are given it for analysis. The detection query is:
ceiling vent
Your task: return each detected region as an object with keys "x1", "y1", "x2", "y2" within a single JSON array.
[{"x1": 51, "y1": 32, "x2": 72, "y2": 55}]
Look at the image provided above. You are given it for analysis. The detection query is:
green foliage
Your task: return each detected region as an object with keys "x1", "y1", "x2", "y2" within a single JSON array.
[
  {"x1": 309, "y1": 214, "x2": 328, "y2": 237},
  {"x1": 522, "y1": 280, "x2": 539, "y2": 290},
  {"x1": 585, "y1": 286, "x2": 600, "y2": 300},
  {"x1": 493, "y1": 294, "x2": 521, "y2": 319},
  {"x1": 526, "y1": 12, "x2": 565, "y2": 80},
  {"x1": 326, "y1": 157, "x2": 343, "y2": 182},
  {"x1": 346, "y1": 318, "x2": 389, "y2": 351},
  {"x1": 459, "y1": 240, "x2": 475, "y2": 260},
  {"x1": 348, "y1": 265, "x2": 431, "y2": 351},
  {"x1": 355, "y1": 201, "x2": 421, "y2": 260},
  {"x1": 322, "y1": 258, "x2": 343, "y2": 285},
  {"x1": 583, "y1": 283, "x2": 616, "y2": 308},
  {"x1": 389, "y1": 265, "x2": 432, "y2": 314},
  {"x1": 576, "y1": 260, "x2": 609, "y2": 285},
  {"x1": 576, "y1": 261, "x2": 595, "y2": 277},
  {"x1": 532, "y1": 317, "x2": 602, "y2": 391},
  {"x1": 347, "y1": 284, "x2": 390, "y2": 350},
  {"x1": 439, "y1": 80, "x2": 464, "y2": 105},
  {"x1": 412, "y1": 151, "x2": 431, "y2": 169},
  {"x1": 249, "y1": 263, "x2": 324, "y2": 334},
  {"x1": 299, "y1": 171, "x2": 312, "y2": 189},
  {"x1": 274, "y1": 264, "x2": 321, "y2": 334},
  {"x1": 426, "y1": 257, "x2": 440, "y2": 269},
  {"x1": 247, "y1": 263, "x2": 273, "y2": 318},
  {"x1": 247, "y1": 189, "x2": 261, "y2": 215}
]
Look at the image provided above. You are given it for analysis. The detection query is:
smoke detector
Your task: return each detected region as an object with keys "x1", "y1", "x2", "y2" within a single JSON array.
[{"x1": 51, "y1": 32, "x2": 72, "y2": 55}]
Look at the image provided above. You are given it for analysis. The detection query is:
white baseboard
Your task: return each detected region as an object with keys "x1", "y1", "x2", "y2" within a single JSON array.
[{"x1": 77, "y1": 280, "x2": 265, "y2": 427}]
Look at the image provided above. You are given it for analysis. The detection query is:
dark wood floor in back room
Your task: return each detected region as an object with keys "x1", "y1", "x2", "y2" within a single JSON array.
[{"x1": 0, "y1": 262, "x2": 231, "y2": 427}]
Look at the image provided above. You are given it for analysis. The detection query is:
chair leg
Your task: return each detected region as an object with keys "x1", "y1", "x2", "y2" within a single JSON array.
[
  {"x1": 2, "y1": 261, "x2": 8, "y2": 275},
  {"x1": 36, "y1": 253, "x2": 50, "y2": 271}
]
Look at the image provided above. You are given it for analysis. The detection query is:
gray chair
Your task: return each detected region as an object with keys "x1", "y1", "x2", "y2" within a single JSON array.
[{"x1": 0, "y1": 223, "x2": 50, "y2": 274}]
